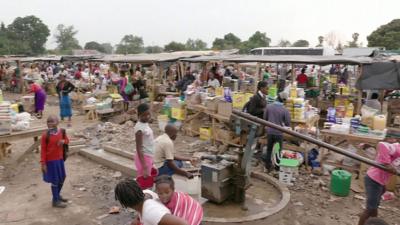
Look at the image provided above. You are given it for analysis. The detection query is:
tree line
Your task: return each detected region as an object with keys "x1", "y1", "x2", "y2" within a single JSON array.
[{"x1": 0, "y1": 15, "x2": 399, "y2": 56}]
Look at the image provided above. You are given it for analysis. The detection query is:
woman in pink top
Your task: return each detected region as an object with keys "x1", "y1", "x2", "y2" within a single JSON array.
[
  {"x1": 155, "y1": 175, "x2": 203, "y2": 225},
  {"x1": 358, "y1": 140, "x2": 400, "y2": 225}
]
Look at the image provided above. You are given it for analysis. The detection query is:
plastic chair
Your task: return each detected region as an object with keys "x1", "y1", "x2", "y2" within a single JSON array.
[{"x1": 272, "y1": 143, "x2": 300, "y2": 186}]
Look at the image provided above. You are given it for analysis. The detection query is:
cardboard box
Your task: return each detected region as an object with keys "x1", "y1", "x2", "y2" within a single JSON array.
[
  {"x1": 187, "y1": 93, "x2": 202, "y2": 105},
  {"x1": 232, "y1": 93, "x2": 246, "y2": 109},
  {"x1": 205, "y1": 98, "x2": 218, "y2": 112},
  {"x1": 217, "y1": 101, "x2": 232, "y2": 117},
  {"x1": 215, "y1": 87, "x2": 224, "y2": 97},
  {"x1": 171, "y1": 107, "x2": 186, "y2": 120},
  {"x1": 200, "y1": 127, "x2": 212, "y2": 140},
  {"x1": 215, "y1": 127, "x2": 234, "y2": 142},
  {"x1": 0, "y1": 119, "x2": 11, "y2": 135}
]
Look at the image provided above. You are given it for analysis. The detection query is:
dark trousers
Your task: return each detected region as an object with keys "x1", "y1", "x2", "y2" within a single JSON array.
[{"x1": 262, "y1": 134, "x2": 283, "y2": 170}]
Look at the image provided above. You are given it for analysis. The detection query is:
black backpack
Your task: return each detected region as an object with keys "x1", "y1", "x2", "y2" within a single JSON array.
[{"x1": 46, "y1": 128, "x2": 69, "y2": 161}]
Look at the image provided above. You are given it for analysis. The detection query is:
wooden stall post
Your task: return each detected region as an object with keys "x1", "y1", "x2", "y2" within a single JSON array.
[
  {"x1": 254, "y1": 62, "x2": 260, "y2": 92},
  {"x1": 356, "y1": 65, "x2": 363, "y2": 115},
  {"x1": 291, "y1": 63, "x2": 296, "y2": 84}
]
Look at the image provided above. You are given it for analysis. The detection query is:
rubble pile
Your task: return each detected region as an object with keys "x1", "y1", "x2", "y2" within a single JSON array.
[{"x1": 76, "y1": 121, "x2": 136, "y2": 151}]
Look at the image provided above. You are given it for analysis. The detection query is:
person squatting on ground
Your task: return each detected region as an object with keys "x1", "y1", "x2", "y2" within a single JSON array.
[
  {"x1": 155, "y1": 175, "x2": 203, "y2": 225},
  {"x1": 114, "y1": 179, "x2": 188, "y2": 225},
  {"x1": 40, "y1": 115, "x2": 69, "y2": 208},
  {"x1": 154, "y1": 124, "x2": 195, "y2": 178},
  {"x1": 134, "y1": 103, "x2": 156, "y2": 188},
  {"x1": 358, "y1": 140, "x2": 400, "y2": 225}
]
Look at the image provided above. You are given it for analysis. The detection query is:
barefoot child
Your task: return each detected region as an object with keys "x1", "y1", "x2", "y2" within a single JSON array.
[
  {"x1": 134, "y1": 103, "x2": 155, "y2": 188},
  {"x1": 358, "y1": 141, "x2": 400, "y2": 225},
  {"x1": 114, "y1": 179, "x2": 188, "y2": 225},
  {"x1": 155, "y1": 175, "x2": 203, "y2": 225},
  {"x1": 41, "y1": 115, "x2": 69, "y2": 208}
]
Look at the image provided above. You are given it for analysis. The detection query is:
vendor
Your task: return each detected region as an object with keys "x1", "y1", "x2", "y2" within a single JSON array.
[
  {"x1": 263, "y1": 66, "x2": 271, "y2": 81},
  {"x1": 207, "y1": 72, "x2": 220, "y2": 89},
  {"x1": 262, "y1": 92, "x2": 291, "y2": 172},
  {"x1": 132, "y1": 75, "x2": 148, "y2": 102},
  {"x1": 154, "y1": 125, "x2": 195, "y2": 179},
  {"x1": 365, "y1": 93, "x2": 381, "y2": 112},
  {"x1": 245, "y1": 81, "x2": 268, "y2": 119},
  {"x1": 176, "y1": 69, "x2": 195, "y2": 94},
  {"x1": 27, "y1": 79, "x2": 47, "y2": 119},
  {"x1": 296, "y1": 68, "x2": 308, "y2": 88}
]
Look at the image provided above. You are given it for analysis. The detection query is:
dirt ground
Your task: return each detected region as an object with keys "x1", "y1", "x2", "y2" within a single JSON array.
[{"x1": 0, "y1": 93, "x2": 399, "y2": 225}]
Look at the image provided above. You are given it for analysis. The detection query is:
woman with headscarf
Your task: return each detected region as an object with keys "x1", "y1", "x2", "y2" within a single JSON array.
[{"x1": 56, "y1": 74, "x2": 75, "y2": 127}]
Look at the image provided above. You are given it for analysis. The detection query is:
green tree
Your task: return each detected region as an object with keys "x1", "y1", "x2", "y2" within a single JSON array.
[
  {"x1": 368, "y1": 19, "x2": 400, "y2": 49},
  {"x1": 212, "y1": 33, "x2": 241, "y2": 50},
  {"x1": 101, "y1": 43, "x2": 113, "y2": 54},
  {"x1": 145, "y1": 45, "x2": 163, "y2": 53},
  {"x1": 292, "y1": 39, "x2": 310, "y2": 47},
  {"x1": 185, "y1": 39, "x2": 208, "y2": 51},
  {"x1": 240, "y1": 31, "x2": 271, "y2": 53},
  {"x1": 277, "y1": 39, "x2": 291, "y2": 47},
  {"x1": 6, "y1": 15, "x2": 50, "y2": 55},
  {"x1": 0, "y1": 22, "x2": 10, "y2": 55},
  {"x1": 84, "y1": 41, "x2": 106, "y2": 53},
  {"x1": 347, "y1": 32, "x2": 359, "y2": 48},
  {"x1": 164, "y1": 41, "x2": 186, "y2": 52},
  {"x1": 316, "y1": 36, "x2": 324, "y2": 47},
  {"x1": 116, "y1": 35, "x2": 144, "y2": 54},
  {"x1": 54, "y1": 24, "x2": 81, "y2": 54}
]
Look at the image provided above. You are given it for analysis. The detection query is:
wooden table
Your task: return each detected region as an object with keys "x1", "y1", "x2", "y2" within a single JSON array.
[
  {"x1": 291, "y1": 115, "x2": 320, "y2": 129},
  {"x1": 184, "y1": 104, "x2": 241, "y2": 147},
  {"x1": 0, "y1": 127, "x2": 47, "y2": 160},
  {"x1": 319, "y1": 129, "x2": 384, "y2": 180}
]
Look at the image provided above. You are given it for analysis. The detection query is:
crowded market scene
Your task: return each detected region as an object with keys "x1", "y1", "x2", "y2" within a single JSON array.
[{"x1": 0, "y1": 1, "x2": 400, "y2": 225}]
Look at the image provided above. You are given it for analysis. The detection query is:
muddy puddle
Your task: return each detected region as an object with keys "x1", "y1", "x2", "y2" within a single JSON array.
[{"x1": 203, "y1": 178, "x2": 281, "y2": 218}]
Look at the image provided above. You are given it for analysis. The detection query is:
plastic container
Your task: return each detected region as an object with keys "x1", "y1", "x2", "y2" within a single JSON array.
[
  {"x1": 330, "y1": 170, "x2": 352, "y2": 197},
  {"x1": 346, "y1": 103, "x2": 354, "y2": 118},
  {"x1": 157, "y1": 115, "x2": 168, "y2": 132},
  {"x1": 373, "y1": 115, "x2": 387, "y2": 130},
  {"x1": 172, "y1": 174, "x2": 201, "y2": 197},
  {"x1": 327, "y1": 107, "x2": 336, "y2": 123}
]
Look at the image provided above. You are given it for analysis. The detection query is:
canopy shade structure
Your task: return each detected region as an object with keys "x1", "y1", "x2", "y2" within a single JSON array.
[
  {"x1": 221, "y1": 55, "x2": 373, "y2": 65},
  {"x1": 90, "y1": 51, "x2": 218, "y2": 64},
  {"x1": 356, "y1": 60, "x2": 400, "y2": 90}
]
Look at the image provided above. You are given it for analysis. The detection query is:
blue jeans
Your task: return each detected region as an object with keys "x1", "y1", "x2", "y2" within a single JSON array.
[{"x1": 158, "y1": 160, "x2": 183, "y2": 176}]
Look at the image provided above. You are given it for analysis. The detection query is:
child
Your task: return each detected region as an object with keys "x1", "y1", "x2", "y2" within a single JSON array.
[
  {"x1": 41, "y1": 115, "x2": 69, "y2": 208},
  {"x1": 155, "y1": 175, "x2": 203, "y2": 225},
  {"x1": 358, "y1": 141, "x2": 400, "y2": 225},
  {"x1": 134, "y1": 103, "x2": 155, "y2": 188},
  {"x1": 114, "y1": 179, "x2": 188, "y2": 225}
]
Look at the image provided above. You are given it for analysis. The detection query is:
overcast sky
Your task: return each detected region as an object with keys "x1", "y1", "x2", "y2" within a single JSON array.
[{"x1": 1, "y1": 0, "x2": 399, "y2": 49}]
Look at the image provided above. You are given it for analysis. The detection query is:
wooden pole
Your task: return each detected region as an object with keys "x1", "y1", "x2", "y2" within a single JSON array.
[
  {"x1": 254, "y1": 62, "x2": 260, "y2": 92},
  {"x1": 356, "y1": 65, "x2": 363, "y2": 115},
  {"x1": 291, "y1": 63, "x2": 295, "y2": 84}
]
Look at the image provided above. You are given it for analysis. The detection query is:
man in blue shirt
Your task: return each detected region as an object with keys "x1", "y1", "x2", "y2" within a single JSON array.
[{"x1": 262, "y1": 92, "x2": 291, "y2": 172}]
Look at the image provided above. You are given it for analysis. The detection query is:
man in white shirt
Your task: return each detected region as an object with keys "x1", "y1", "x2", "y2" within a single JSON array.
[
  {"x1": 207, "y1": 72, "x2": 220, "y2": 88},
  {"x1": 115, "y1": 179, "x2": 188, "y2": 225},
  {"x1": 154, "y1": 125, "x2": 194, "y2": 178}
]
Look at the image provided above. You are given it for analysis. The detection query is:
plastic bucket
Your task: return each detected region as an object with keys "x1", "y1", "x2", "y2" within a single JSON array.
[{"x1": 330, "y1": 170, "x2": 352, "y2": 197}]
